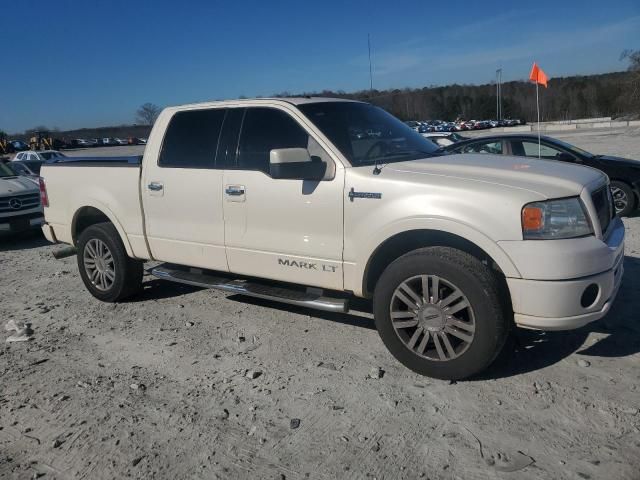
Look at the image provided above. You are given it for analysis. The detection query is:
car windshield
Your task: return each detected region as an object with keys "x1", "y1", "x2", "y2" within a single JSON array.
[
  {"x1": 14, "y1": 162, "x2": 35, "y2": 175},
  {"x1": 0, "y1": 162, "x2": 16, "y2": 177},
  {"x1": 551, "y1": 138, "x2": 594, "y2": 158},
  {"x1": 23, "y1": 161, "x2": 42, "y2": 173},
  {"x1": 298, "y1": 102, "x2": 439, "y2": 166},
  {"x1": 40, "y1": 152, "x2": 55, "y2": 160}
]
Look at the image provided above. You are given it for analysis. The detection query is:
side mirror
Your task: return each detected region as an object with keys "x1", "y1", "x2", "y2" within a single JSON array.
[{"x1": 269, "y1": 148, "x2": 326, "y2": 181}]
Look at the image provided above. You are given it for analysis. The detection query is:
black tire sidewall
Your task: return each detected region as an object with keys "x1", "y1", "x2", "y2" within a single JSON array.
[
  {"x1": 77, "y1": 223, "x2": 134, "y2": 302},
  {"x1": 374, "y1": 249, "x2": 505, "y2": 380},
  {"x1": 610, "y1": 181, "x2": 636, "y2": 217}
]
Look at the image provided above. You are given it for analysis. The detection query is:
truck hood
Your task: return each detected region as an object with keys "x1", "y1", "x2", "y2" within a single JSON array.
[
  {"x1": 385, "y1": 153, "x2": 606, "y2": 198},
  {"x1": 0, "y1": 175, "x2": 39, "y2": 196}
]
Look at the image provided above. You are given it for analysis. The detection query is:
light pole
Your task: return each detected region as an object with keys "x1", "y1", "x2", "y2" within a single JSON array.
[
  {"x1": 368, "y1": 33, "x2": 373, "y2": 92},
  {"x1": 496, "y1": 68, "x2": 502, "y2": 120}
]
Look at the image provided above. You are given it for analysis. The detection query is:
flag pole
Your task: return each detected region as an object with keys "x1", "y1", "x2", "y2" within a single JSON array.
[{"x1": 536, "y1": 80, "x2": 541, "y2": 158}]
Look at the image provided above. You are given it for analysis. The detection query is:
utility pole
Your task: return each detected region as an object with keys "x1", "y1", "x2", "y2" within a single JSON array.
[{"x1": 368, "y1": 33, "x2": 373, "y2": 92}]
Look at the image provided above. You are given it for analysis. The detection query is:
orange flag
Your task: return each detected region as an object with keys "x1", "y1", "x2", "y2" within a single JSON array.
[{"x1": 529, "y1": 62, "x2": 548, "y2": 88}]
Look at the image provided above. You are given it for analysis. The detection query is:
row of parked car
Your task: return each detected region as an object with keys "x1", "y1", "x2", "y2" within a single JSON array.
[
  {"x1": 405, "y1": 118, "x2": 523, "y2": 133},
  {"x1": 2, "y1": 137, "x2": 147, "y2": 153},
  {"x1": 69, "y1": 137, "x2": 147, "y2": 148}
]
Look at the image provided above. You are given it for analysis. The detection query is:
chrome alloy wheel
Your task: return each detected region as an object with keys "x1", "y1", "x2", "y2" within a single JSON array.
[
  {"x1": 390, "y1": 275, "x2": 475, "y2": 361},
  {"x1": 83, "y1": 238, "x2": 115, "y2": 291},
  {"x1": 610, "y1": 186, "x2": 628, "y2": 215}
]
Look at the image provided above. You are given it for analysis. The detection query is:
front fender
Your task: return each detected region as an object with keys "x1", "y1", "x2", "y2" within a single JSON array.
[{"x1": 344, "y1": 216, "x2": 521, "y2": 297}]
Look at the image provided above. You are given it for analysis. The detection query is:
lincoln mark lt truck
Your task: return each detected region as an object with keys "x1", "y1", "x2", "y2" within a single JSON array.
[{"x1": 40, "y1": 98, "x2": 625, "y2": 380}]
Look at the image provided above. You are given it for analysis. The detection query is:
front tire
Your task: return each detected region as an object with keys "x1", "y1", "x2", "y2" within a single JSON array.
[
  {"x1": 77, "y1": 223, "x2": 143, "y2": 302},
  {"x1": 610, "y1": 181, "x2": 636, "y2": 217},
  {"x1": 373, "y1": 247, "x2": 509, "y2": 380}
]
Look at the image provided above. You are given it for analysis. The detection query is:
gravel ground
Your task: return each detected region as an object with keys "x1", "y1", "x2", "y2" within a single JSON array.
[{"x1": 1, "y1": 130, "x2": 639, "y2": 479}]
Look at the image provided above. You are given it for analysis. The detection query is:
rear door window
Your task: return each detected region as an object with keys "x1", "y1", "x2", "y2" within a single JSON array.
[{"x1": 159, "y1": 108, "x2": 226, "y2": 168}]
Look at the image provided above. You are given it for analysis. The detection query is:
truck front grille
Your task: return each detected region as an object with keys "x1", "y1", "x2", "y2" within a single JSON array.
[
  {"x1": 0, "y1": 192, "x2": 41, "y2": 213},
  {"x1": 591, "y1": 186, "x2": 614, "y2": 234}
]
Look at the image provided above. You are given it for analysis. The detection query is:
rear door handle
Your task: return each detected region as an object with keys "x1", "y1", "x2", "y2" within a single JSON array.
[
  {"x1": 225, "y1": 185, "x2": 245, "y2": 196},
  {"x1": 148, "y1": 182, "x2": 163, "y2": 191}
]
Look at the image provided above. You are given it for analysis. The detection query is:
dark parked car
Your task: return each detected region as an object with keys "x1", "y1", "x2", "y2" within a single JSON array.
[
  {"x1": 0, "y1": 158, "x2": 39, "y2": 182},
  {"x1": 9, "y1": 140, "x2": 30, "y2": 152},
  {"x1": 443, "y1": 134, "x2": 640, "y2": 216}
]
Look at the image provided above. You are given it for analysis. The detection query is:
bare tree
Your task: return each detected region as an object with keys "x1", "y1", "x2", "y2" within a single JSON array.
[
  {"x1": 621, "y1": 49, "x2": 640, "y2": 71},
  {"x1": 620, "y1": 49, "x2": 640, "y2": 110},
  {"x1": 136, "y1": 103, "x2": 162, "y2": 126}
]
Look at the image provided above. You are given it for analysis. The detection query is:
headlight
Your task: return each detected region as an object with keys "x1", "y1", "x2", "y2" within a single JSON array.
[{"x1": 522, "y1": 197, "x2": 593, "y2": 240}]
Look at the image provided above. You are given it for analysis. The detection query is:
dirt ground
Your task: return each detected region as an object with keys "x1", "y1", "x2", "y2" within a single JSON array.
[{"x1": 1, "y1": 129, "x2": 639, "y2": 480}]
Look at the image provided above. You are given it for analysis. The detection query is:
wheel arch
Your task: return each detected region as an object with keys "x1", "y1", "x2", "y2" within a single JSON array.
[
  {"x1": 71, "y1": 204, "x2": 135, "y2": 257},
  {"x1": 361, "y1": 228, "x2": 518, "y2": 299}
]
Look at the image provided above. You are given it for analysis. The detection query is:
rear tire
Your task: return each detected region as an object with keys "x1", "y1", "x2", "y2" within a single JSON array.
[
  {"x1": 77, "y1": 222, "x2": 143, "y2": 302},
  {"x1": 373, "y1": 247, "x2": 509, "y2": 380},
  {"x1": 610, "y1": 181, "x2": 636, "y2": 217}
]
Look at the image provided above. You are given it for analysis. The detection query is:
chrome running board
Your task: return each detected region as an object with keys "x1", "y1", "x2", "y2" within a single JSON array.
[{"x1": 151, "y1": 265, "x2": 349, "y2": 313}]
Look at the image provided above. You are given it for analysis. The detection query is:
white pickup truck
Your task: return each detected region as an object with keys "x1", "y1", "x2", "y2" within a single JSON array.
[{"x1": 40, "y1": 98, "x2": 625, "y2": 380}]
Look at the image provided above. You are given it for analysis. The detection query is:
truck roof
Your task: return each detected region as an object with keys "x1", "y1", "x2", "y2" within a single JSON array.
[{"x1": 164, "y1": 97, "x2": 361, "y2": 112}]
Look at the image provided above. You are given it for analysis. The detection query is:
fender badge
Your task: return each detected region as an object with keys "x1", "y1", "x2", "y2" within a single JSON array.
[{"x1": 348, "y1": 188, "x2": 382, "y2": 202}]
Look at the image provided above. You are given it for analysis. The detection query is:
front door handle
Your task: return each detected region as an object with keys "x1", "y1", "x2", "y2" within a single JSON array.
[
  {"x1": 148, "y1": 182, "x2": 164, "y2": 191},
  {"x1": 225, "y1": 185, "x2": 245, "y2": 196}
]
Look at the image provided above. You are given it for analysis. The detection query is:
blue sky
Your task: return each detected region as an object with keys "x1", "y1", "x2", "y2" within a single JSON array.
[{"x1": 2, "y1": 0, "x2": 639, "y2": 132}]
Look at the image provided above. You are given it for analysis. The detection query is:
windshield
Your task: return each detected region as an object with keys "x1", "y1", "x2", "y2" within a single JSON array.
[
  {"x1": 298, "y1": 102, "x2": 439, "y2": 166},
  {"x1": 0, "y1": 162, "x2": 16, "y2": 177},
  {"x1": 21, "y1": 161, "x2": 42, "y2": 173},
  {"x1": 40, "y1": 152, "x2": 54, "y2": 160},
  {"x1": 551, "y1": 138, "x2": 593, "y2": 158},
  {"x1": 9, "y1": 163, "x2": 29, "y2": 175}
]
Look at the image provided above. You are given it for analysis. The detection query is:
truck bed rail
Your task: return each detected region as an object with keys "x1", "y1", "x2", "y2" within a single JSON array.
[{"x1": 45, "y1": 156, "x2": 142, "y2": 167}]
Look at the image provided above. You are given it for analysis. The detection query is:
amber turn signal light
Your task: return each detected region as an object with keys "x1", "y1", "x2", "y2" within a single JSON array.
[{"x1": 522, "y1": 206, "x2": 543, "y2": 232}]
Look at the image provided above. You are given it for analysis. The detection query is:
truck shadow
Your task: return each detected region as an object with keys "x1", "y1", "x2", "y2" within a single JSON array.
[
  {"x1": 134, "y1": 256, "x2": 639, "y2": 380},
  {"x1": 478, "y1": 255, "x2": 640, "y2": 380},
  {"x1": 0, "y1": 231, "x2": 48, "y2": 252},
  {"x1": 226, "y1": 295, "x2": 377, "y2": 331},
  {"x1": 135, "y1": 278, "x2": 202, "y2": 301}
]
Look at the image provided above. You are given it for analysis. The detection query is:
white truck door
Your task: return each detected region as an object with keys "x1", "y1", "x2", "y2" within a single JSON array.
[
  {"x1": 223, "y1": 106, "x2": 344, "y2": 290},
  {"x1": 141, "y1": 107, "x2": 228, "y2": 271}
]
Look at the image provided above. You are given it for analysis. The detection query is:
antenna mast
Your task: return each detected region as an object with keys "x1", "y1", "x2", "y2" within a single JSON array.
[{"x1": 368, "y1": 33, "x2": 373, "y2": 91}]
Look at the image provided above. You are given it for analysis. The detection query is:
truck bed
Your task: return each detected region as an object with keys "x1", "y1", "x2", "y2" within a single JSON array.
[{"x1": 41, "y1": 155, "x2": 150, "y2": 259}]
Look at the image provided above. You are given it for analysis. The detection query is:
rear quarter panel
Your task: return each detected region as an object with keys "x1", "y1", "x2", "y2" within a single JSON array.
[{"x1": 41, "y1": 165, "x2": 148, "y2": 258}]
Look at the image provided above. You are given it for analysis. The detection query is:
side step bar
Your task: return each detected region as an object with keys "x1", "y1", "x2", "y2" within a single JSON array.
[{"x1": 151, "y1": 265, "x2": 349, "y2": 313}]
